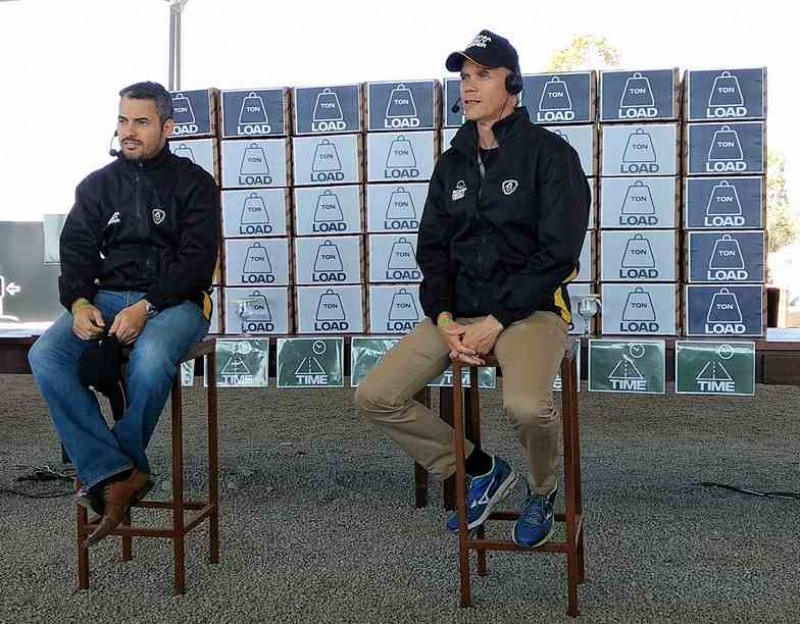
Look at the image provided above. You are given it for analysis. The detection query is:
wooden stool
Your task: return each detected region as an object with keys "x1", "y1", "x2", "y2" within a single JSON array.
[
  {"x1": 75, "y1": 337, "x2": 219, "y2": 595},
  {"x1": 451, "y1": 342, "x2": 585, "y2": 616},
  {"x1": 413, "y1": 388, "x2": 432, "y2": 508}
]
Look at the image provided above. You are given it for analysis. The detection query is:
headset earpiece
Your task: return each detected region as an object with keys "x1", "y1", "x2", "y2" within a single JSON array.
[{"x1": 505, "y1": 72, "x2": 523, "y2": 96}]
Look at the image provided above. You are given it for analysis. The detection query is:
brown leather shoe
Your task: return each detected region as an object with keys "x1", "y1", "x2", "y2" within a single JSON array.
[
  {"x1": 74, "y1": 487, "x2": 105, "y2": 517},
  {"x1": 83, "y1": 469, "x2": 152, "y2": 548}
]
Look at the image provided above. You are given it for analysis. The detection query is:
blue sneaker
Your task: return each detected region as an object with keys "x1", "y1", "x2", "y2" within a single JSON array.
[
  {"x1": 512, "y1": 485, "x2": 558, "y2": 548},
  {"x1": 447, "y1": 456, "x2": 518, "y2": 533}
]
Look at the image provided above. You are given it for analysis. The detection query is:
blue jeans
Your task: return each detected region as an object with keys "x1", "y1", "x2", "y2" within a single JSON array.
[{"x1": 28, "y1": 290, "x2": 209, "y2": 491}]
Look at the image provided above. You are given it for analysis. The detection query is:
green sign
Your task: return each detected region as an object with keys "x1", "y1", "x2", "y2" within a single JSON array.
[
  {"x1": 676, "y1": 341, "x2": 755, "y2": 396},
  {"x1": 429, "y1": 366, "x2": 496, "y2": 389},
  {"x1": 215, "y1": 338, "x2": 269, "y2": 388},
  {"x1": 553, "y1": 339, "x2": 581, "y2": 392},
  {"x1": 589, "y1": 339, "x2": 665, "y2": 394},
  {"x1": 350, "y1": 337, "x2": 400, "y2": 387},
  {"x1": 277, "y1": 338, "x2": 344, "y2": 388},
  {"x1": 350, "y1": 337, "x2": 496, "y2": 389}
]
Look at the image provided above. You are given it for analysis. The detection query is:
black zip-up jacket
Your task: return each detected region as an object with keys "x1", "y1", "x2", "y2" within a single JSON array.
[
  {"x1": 58, "y1": 145, "x2": 219, "y2": 312},
  {"x1": 416, "y1": 107, "x2": 590, "y2": 327}
]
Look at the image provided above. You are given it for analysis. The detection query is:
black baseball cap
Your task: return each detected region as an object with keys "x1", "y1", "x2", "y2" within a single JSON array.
[
  {"x1": 79, "y1": 332, "x2": 127, "y2": 421},
  {"x1": 446, "y1": 30, "x2": 521, "y2": 77}
]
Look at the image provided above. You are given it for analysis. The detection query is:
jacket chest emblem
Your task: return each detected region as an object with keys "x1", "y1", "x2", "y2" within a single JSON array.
[
  {"x1": 452, "y1": 180, "x2": 467, "y2": 201},
  {"x1": 502, "y1": 179, "x2": 519, "y2": 196},
  {"x1": 151, "y1": 207, "x2": 166, "y2": 225}
]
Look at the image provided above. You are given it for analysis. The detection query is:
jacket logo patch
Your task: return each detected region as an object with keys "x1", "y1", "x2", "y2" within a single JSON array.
[
  {"x1": 107, "y1": 211, "x2": 121, "y2": 226},
  {"x1": 452, "y1": 180, "x2": 467, "y2": 201},
  {"x1": 151, "y1": 208, "x2": 166, "y2": 225},
  {"x1": 502, "y1": 180, "x2": 519, "y2": 196}
]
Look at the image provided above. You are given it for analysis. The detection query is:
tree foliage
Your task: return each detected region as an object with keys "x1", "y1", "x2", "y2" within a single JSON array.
[
  {"x1": 549, "y1": 35, "x2": 621, "y2": 72},
  {"x1": 767, "y1": 150, "x2": 797, "y2": 253}
]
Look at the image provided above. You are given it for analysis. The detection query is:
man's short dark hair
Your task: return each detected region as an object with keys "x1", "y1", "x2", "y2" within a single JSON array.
[{"x1": 118, "y1": 81, "x2": 174, "y2": 125}]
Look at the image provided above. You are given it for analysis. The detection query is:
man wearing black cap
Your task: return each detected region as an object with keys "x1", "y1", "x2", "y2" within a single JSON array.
[{"x1": 357, "y1": 31, "x2": 589, "y2": 548}]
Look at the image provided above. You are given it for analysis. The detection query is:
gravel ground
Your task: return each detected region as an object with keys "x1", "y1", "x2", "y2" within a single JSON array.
[{"x1": 1, "y1": 375, "x2": 798, "y2": 624}]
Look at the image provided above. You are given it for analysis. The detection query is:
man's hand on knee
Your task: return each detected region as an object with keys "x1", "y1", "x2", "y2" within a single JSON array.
[
  {"x1": 109, "y1": 301, "x2": 148, "y2": 345},
  {"x1": 71, "y1": 300, "x2": 105, "y2": 341},
  {"x1": 437, "y1": 315, "x2": 484, "y2": 365},
  {"x1": 462, "y1": 316, "x2": 503, "y2": 356}
]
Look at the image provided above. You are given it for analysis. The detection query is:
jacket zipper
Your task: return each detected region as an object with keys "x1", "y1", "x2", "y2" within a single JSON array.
[
  {"x1": 134, "y1": 165, "x2": 155, "y2": 278},
  {"x1": 475, "y1": 155, "x2": 486, "y2": 308}
]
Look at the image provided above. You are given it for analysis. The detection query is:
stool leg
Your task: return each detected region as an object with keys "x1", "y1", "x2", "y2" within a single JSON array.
[
  {"x1": 440, "y1": 387, "x2": 456, "y2": 511},
  {"x1": 206, "y1": 352, "x2": 220, "y2": 565},
  {"x1": 574, "y1": 450, "x2": 586, "y2": 583},
  {"x1": 171, "y1": 380, "x2": 186, "y2": 595},
  {"x1": 467, "y1": 372, "x2": 487, "y2": 577},
  {"x1": 561, "y1": 357, "x2": 580, "y2": 618},
  {"x1": 475, "y1": 526, "x2": 487, "y2": 577},
  {"x1": 571, "y1": 359, "x2": 586, "y2": 585},
  {"x1": 568, "y1": 353, "x2": 586, "y2": 586},
  {"x1": 414, "y1": 463, "x2": 428, "y2": 509},
  {"x1": 121, "y1": 509, "x2": 132, "y2": 561},
  {"x1": 452, "y1": 363, "x2": 472, "y2": 607},
  {"x1": 75, "y1": 481, "x2": 89, "y2": 590},
  {"x1": 413, "y1": 388, "x2": 430, "y2": 509}
]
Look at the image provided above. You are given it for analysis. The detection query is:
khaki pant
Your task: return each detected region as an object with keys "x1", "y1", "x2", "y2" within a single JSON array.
[{"x1": 355, "y1": 311, "x2": 568, "y2": 495}]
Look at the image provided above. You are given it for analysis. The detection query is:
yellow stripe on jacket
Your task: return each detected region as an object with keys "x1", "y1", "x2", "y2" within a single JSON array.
[{"x1": 553, "y1": 267, "x2": 579, "y2": 324}]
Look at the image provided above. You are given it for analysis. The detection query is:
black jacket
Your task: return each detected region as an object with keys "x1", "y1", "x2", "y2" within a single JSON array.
[
  {"x1": 416, "y1": 107, "x2": 590, "y2": 327},
  {"x1": 59, "y1": 145, "x2": 219, "y2": 312}
]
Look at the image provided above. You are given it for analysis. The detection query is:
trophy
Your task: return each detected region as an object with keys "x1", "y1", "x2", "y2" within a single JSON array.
[
  {"x1": 237, "y1": 297, "x2": 259, "y2": 336},
  {"x1": 575, "y1": 294, "x2": 601, "y2": 337}
]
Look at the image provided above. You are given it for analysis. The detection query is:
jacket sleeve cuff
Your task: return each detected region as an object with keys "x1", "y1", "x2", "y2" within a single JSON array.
[
  {"x1": 59, "y1": 285, "x2": 98, "y2": 312},
  {"x1": 490, "y1": 309, "x2": 514, "y2": 329},
  {"x1": 144, "y1": 288, "x2": 167, "y2": 311}
]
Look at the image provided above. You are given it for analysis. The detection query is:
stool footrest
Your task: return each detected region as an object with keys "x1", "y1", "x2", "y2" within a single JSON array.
[
  {"x1": 79, "y1": 525, "x2": 175, "y2": 539},
  {"x1": 184, "y1": 506, "x2": 215, "y2": 533},
  {"x1": 464, "y1": 515, "x2": 583, "y2": 553},
  {"x1": 136, "y1": 500, "x2": 208, "y2": 511},
  {"x1": 467, "y1": 539, "x2": 570, "y2": 554},
  {"x1": 78, "y1": 505, "x2": 216, "y2": 538},
  {"x1": 489, "y1": 511, "x2": 573, "y2": 523}
]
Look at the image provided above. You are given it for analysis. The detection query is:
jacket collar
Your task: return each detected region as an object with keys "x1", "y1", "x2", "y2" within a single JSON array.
[{"x1": 450, "y1": 106, "x2": 530, "y2": 158}]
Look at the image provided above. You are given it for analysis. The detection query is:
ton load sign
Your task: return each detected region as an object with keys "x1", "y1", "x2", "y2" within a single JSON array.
[
  {"x1": 367, "y1": 80, "x2": 438, "y2": 131},
  {"x1": 522, "y1": 72, "x2": 593, "y2": 124},
  {"x1": 599, "y1": 69, "x2": 678, "y2": 122},
  {"x1": 170, "y1": 90, "x2": 214, "y2": 137},
  {"x1": 221, "y1": 88, "x2": 288, "y2": 138},
  {"x1": 685, "y1": 68, "x2": 766, "y2": 122}
]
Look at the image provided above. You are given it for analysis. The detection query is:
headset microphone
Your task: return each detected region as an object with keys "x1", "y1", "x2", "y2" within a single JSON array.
[{"x1": 108, "y1": 131, "x2": 121, "y2": 158}]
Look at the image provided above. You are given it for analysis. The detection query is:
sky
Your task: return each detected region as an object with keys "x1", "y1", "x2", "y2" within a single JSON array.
[{"x1": 0, "y1": 0, "x2": 798, "y2": 223}]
